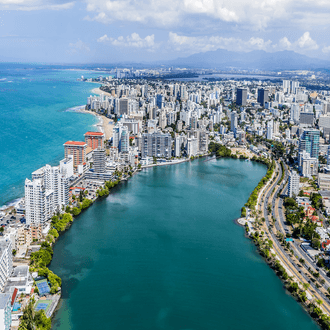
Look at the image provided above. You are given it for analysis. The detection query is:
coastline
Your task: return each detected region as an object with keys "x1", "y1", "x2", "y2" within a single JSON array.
[
  {"x1": 68, "y1": 106, "x2": 114, "y2": 140},
  {"x1": 91, "y1": 87, "x2": 112, "y2": 97}
]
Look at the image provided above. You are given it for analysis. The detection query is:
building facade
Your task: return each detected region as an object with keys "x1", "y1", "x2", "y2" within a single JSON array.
[
  {"x1": 64, "y1": 141, "x2": 87, "y2": 167},
  {"x1": 84, "y1": 131, "x2": 105, "y2": 150}
]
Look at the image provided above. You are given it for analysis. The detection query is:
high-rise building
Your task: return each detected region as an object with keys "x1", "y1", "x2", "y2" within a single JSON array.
[
  {"x1": 141, "y1": 132, "x2": 172, "y2": 158},
  {"x1": 174, "y1": 136, "x2": 181, "y2": 157},
  {"x1": 64, "y1": 141, "x2": 87, "y2": 167},
  {"x1": 119, "y1": 98, "x2": 129, "y2": 115},
  {"x1": 236, "y1": 88, "x2": 247, "y2": 106},
  {"x1": 299, "y1": 129, "x2": 320, "y2": 159},
  {"x1": 257, "y1": 89, "x2": 269, "y2": 107},
  {"x1": 113, "y1": 123, "x2": 129, "y2": 152},
  {"x1": 298, "y1": 150, "x2": 318, "y2": 178},
  {"x1": 25, "y1": 163, "x2": 69, "y2": 226},
  {"x1": 0, "y1": 293, "x2": 11, "y2": 330},
  {"x1": 291, "y1": 81, "x2": 300, "y2": 94},
  {"x1": 283, "y1": 80, "x2": 290, "y2": 94},
  {"x1": 0, "y1": 238, "x2": 13, "y2": 293},
  {"x1": 156, "y1": 94, "x2": 164, "y2": 109},
  {"x1": 59, "y1": 155, "x2": 74, "y2": 179},
  {"x1": 288, "y1": 171, "x2": 300, "y2": 197},
  {"x1": 266, "y1": 121, "x2": 273, "y2": 140},
  {"x1": 93, "y1": 148, "x2": 106, "y2": 173},
  {"x1": 299, "y1": 112, "x2": 314, "y2": 126},
  {"x1": 187, "y1": 138, "x2": 198, "y2": 157},
  {"x1": 84, "y1": 131, "x2": 105, "y2": 150},
  {"x1": 230, "y1": 111, "x2": 237, "y2": 132}
]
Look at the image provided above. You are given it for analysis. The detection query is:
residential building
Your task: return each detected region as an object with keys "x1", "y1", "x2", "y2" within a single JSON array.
[
  {"x1": 0, "y1": 294, "x2": 11, "y2": 330},
  {"x1": 298, "y1": 150, "x2": 318, "y2": 178},
  {"x1": 187, "y1": 138, "x2": 198, "y2": 157},
  {"x1": 0, "y1": 238, "x2": 12, "y2": 292},
  {"x1": 299, "y1": 112, "x2": 314, "y2": 126},
  {"x1": 113, "y1": 123, "x2": 129, "y2": 152},
  {"x1": 299, "y1": 129, "x2": 320, "y2": 159},
  {"x1": 141, "y1": 132, "x2": 172, "y2": 158},
  {"x1": 231, "y1": 111, "x2": 237, "y2": 132},
  {"x1": 93, "y1": 147, "x2": 106, "y2": 173},
  {"x1": 288, "y1": 170, "x2": 300, "y2": 197},
  {"x1": 84, "y1": 131, "x2": 105, "y2": 150},
  {"x1": 64, "y1": 141, "x2": 87, "y2": 167},
  {"x1": 318, "y1": 173, "x2": 330, "y2": 190},
  {"x1": 236, "y1": 88, "x2": 247, "y2": 106},
  {"x1": 257, "y1": 88, "x2": 269, "y2": 107}
]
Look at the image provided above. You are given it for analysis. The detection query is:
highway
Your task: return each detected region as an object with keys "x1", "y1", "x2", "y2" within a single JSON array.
[{"x1": 258, "y1": 158, "x2": 330, "y2": 314}]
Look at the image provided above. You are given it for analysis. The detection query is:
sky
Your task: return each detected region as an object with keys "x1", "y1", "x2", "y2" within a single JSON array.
[{"x1": 1, "y1": 0, "x2": 330, "y2": 63}]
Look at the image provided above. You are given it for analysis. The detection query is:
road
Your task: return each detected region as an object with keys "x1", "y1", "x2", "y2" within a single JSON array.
[{"x1": 258, "y1": 158, "x2": 330, "y2": 314}]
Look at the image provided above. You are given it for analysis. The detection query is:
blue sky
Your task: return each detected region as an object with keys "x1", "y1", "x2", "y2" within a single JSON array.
[{"x1": 1, "y1": 0, "x2": 330, "y2": 63}]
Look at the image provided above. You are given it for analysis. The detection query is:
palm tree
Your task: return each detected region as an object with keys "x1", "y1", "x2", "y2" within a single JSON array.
[{"x1": 303, "y1": 282, "x2": 310, "y2": 291}]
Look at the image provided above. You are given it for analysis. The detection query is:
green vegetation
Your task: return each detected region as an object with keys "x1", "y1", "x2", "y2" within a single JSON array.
[
  {"x1": 245, "y1": 159, "x2": 275, "y2": 210},
  {"x1": 51, "y1": 213, "x2": 73, "y2": 233},
  {"x1": 241, "y1": 207, "x2": 246, "y2": 218},
  {"x1": 278, "y1": 161, "x2": 285, "y2": 185},
  {"x1": 18, "y1": 298, "x2": 51, "y2": 330},
  {"x1": 29, "y1": 242, "x2": 61, "y2": 294},
  {"x1": 271, "y1": 141, "x2": 286, "y2": 159},
  {"x1": 283, "y1": 197, "x2": 321, "y2": 241},
  {"x1": 208, "y1": 142, "x2": 231, "y2": 158}
]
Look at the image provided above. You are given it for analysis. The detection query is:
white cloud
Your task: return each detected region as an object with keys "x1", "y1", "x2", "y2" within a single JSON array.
[
  {"x1": 274, "y1": 32, "x2": 319, "y2": 52},
  {"x1": 278, "y1": 37, "x2": 292, "y2": 49},
  {"x1": 168, "y1": 32, "x2": 273, "y2": 54},
  {"x1": 0, "y1": 0, "x2": 74, "y2": 10},
  {"x1": 83, "y1": 0, "x2": 322, "y2": 30},
  {"x1": 167, "y1": 31, "x2": 321, "y2": 56},
  {"x1": 322, "y1": 46, "x2": 330, "y2": 54},
  {"x1": 97, "y1": 33, "x2": 156, "y2": 50},
  {"x1": 296, "y1": 32, "x2": 319, "y2": 50},
  {"x1": 68, "y1": 39, "x2": 90, "y2": 54}
]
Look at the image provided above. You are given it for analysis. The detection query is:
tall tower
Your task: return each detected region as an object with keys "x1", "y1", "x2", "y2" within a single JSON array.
[
  {"x1": 299, "y1": 129, "x2": 320, "y2": 159},
  {"x1": 257, "y1": 88, "x2": 269, "y2": 107},
  {"x1": 236, "y1": 88, "x2": 247, "y2": 106}
]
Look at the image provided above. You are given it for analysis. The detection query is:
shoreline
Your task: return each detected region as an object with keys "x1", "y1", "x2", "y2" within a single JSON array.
[
  {"x1": 68, "y1": 106, "x2": 114, "y2": 141},
  {"x1": 91, "y1": 86, "x2": 112, "y2": 97}
]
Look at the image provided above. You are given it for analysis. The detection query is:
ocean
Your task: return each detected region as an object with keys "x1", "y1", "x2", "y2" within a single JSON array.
[{"x1": 0, "y1": 63, "x2": 102, "y2": 207}]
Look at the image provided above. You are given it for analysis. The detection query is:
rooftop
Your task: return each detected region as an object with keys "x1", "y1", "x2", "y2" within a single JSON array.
[
  {"x1": 85, "y1": 131, "x2": 104, "y2": 136},
  {"x1": 64, "y1": 141, "x2": 86, "y2": 146},
  {"x1": 0, "y1": 293, "x2": 11, "y2": 309}
]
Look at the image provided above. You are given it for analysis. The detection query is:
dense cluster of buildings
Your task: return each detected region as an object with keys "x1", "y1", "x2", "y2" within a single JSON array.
[{"x1": 3, "y1": 70, "x2": 330, "y2": 328}]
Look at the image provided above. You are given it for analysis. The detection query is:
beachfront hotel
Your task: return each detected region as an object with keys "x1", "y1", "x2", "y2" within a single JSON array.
[
  {"x1": 84, "y1": 131, "x2": 104, "y2": 150},
  {"x1": 64, "y1": 141, "x2": 87, "y2": 167}
]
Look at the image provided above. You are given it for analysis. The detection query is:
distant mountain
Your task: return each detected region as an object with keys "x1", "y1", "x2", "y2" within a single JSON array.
[{"x1": 163, "y1": 49, "x2": 330, "y2": 70}]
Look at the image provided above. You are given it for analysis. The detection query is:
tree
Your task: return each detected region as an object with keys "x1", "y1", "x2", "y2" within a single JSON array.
[{"x1": 312, "y1": 238, "x2": 321, "y2": 250}]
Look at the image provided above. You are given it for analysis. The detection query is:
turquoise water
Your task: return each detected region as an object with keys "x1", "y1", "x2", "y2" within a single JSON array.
[
  {"x1": 0, "y1": 64, "x2": 102, "y2": 206},
  {"x1": 50, "y1": 159, "x2": 318, "y2": 330}
]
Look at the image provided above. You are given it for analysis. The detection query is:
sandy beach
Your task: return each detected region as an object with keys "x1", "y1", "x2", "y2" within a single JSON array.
[
  {"x1": 91, "y1": 87, "x2": 112, "y2": 97},
  {"x1": 74, "y1": 107, "x2": 113, "y2": 140}
]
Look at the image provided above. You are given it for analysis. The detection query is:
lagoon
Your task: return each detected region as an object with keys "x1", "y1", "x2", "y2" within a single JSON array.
[{"x1": 50, "y1": 158, "x2": 318, "y2": 330}]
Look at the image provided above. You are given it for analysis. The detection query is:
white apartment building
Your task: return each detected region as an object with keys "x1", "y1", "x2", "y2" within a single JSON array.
[
  {"x1": 0, "y1": 238, "x2": 13, "y2": 293},
  {"x1": 298, "y1": 150, "x2": 318, "y2": 178},
  {"x1": 187, "y1": 138, "x2": 198, "y2": 157},
  {"x1": 288, "y1": 171, "x2": 300, "y2": 197},
  {"x1": 0, "y1": 293, "x2": 11, "y2": 330},
  {"x1": 25, "y1": 162, "x2": 70, "y2": 226}
]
